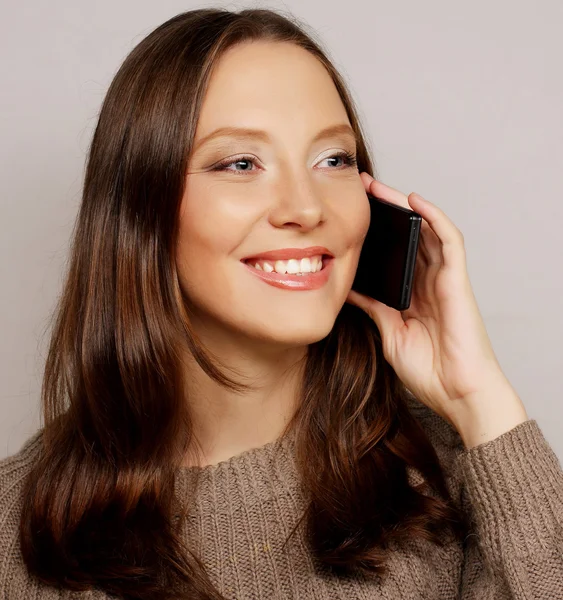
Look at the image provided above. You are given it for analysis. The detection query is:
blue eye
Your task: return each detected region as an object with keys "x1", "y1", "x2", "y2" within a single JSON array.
[
  {"x1": 321, "y1": 151, "x2": 358, "y2": 169},
  {"x1": 212, "y1": 156, "x2": 258, "y2": 173},
  {"x1": 212, "y1": 151, "x2": 358, "y2": 174}
]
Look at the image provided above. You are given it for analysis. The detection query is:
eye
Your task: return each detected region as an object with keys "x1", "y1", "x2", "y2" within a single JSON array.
[
  {"x1": 318, "y1": 150, "x2": 358, "y2": 170},
  {"x1": 212, "y1": 156, "x2": 259, "y2": 174}
]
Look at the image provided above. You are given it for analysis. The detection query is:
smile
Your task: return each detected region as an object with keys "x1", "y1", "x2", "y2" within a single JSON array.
[
  {"x1": 247, "y1": 255, "x2": 324, "y2": 275},
  {"x1": 241, "y1": 255, "x2": 334, "y2": 290}
]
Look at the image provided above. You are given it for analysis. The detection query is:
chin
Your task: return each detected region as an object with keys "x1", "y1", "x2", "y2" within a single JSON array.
[{"x1": 254, "y1": 317, "x2": 337, "y2": 348}]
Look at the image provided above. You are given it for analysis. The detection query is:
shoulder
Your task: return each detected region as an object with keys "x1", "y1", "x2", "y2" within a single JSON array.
[
  {"x1": 0, "y1": 429, "x2": 47, "y2": 595},
  {"x1": 0, "y1": 428, "x2": 44, "y2": 492},
  {"x1": 0, "y1": 431, "x2": 114, "y2": 598},
  {"x1": 0, "y1": 428, "x2": 44, "y2": 510}
]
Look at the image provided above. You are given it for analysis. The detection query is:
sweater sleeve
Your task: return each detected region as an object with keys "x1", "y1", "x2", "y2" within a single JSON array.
[{"x1": 455, "y1": 419, "x2": 563, "y2": 599}]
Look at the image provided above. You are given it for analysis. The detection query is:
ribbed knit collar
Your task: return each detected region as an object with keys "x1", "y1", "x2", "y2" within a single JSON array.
[{"x1": 173, "y1": 429, "x2": 302, "y2": 515}]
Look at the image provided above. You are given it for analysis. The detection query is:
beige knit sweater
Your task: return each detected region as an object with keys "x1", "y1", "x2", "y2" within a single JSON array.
[{"x1": 1, "y1": 400, "x2": 562, "y2": 599}]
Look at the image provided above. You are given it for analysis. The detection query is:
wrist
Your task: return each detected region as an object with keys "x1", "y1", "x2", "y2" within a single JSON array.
[{"x1": 447, "y1": 379, "x2": 529, "y2": 449}]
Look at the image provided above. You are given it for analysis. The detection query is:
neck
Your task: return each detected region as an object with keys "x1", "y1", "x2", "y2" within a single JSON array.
[{"x1": 180, "y1": 325, "x2": 306, "y2": 468}]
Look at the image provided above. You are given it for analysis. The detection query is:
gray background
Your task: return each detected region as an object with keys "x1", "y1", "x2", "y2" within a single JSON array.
[{"x1": 1, "y1": 0, "x2": 561, "y2": 459}]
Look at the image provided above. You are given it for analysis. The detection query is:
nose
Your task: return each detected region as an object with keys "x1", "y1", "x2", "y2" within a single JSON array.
[{"x1": 268, "y1": 178, "x2": 325, "y2": 232}]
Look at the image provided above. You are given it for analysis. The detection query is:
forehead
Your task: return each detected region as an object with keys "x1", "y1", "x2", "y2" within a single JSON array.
[{"x1": 194, "y1": 41, "x2": 349, "y2": 137}]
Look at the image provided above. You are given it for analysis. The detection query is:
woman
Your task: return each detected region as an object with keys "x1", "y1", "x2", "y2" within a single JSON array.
[{"x1": 1, "y1": 7, "x2": 561, "y2": 600}]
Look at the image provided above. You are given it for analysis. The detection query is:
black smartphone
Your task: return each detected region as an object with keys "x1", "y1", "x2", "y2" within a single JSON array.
[{"x1": 352, "y1": 193, "x2": 422, "y2": 311}]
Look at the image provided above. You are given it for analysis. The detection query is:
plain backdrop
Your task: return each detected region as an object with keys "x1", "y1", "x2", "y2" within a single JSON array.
[{"x1": 1, "y1": 0, "x2": 562, "y2": 459}]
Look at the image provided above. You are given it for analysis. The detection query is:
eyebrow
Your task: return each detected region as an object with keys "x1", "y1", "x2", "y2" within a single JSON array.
[{"x1": 191, "y1": 123, "x2": 358, "y2": 153}]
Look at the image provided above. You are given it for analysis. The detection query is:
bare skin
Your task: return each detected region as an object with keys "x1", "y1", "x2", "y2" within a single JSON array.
[{"x1": 177, "y1": 41, "x2": 369, "y2": 467}]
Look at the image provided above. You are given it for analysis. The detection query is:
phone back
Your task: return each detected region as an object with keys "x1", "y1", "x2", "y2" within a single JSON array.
[{"x1": 352, "y1": 194, "x2": 421, "y2": 311}]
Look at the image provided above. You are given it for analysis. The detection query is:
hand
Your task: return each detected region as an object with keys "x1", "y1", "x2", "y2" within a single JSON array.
[{"x1": 346, "y1": 173, "x2": 528, "y2": 441}]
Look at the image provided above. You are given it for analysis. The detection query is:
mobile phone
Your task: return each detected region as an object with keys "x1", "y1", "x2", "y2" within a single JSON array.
[{"x1": 352, "y1": 193, "x2": 422, "y2": 311}]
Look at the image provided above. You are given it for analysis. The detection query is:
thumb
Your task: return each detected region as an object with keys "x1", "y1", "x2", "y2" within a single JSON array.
[{"x1": 346, "y1": 289, "x2": 404, "y2": 341}]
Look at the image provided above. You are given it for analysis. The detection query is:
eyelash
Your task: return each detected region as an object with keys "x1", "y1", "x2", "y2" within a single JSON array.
[{"x1": 211, "y1": 150, "x2": 358, "y2": 174}]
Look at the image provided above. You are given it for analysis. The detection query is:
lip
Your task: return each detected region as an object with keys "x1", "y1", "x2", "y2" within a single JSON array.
[
  {"x1": 241, "y1": 246, "x2": 333, "y2": 262},
  {"x1": 242, "y1": 255, "x2": 334, "y2": 291}
]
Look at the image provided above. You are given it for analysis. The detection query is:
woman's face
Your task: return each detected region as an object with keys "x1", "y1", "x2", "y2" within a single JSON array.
[{"x1": 177, "y1": 41, "x2": 370, "y2": 349}]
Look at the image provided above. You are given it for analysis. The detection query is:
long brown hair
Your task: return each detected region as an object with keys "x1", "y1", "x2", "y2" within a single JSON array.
[{"x1": 20, "y1": 7, "x2": 467, "y2": 599}]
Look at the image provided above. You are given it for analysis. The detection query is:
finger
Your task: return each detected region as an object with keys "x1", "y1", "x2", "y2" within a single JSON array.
[
  {"x1": 360, "y1": 171, "x2": 374, "y2": 190},
  {"x1": 361, "y1": 177, "x2": 445, "y2": 268},
  {"x1": 408, "y1": 193, "x2": 466, "y2": 272},
  {"x1": 366, "y1": 177, "x2": 411, "y2": 211},
  {"x1": 418, "y1": 220, "x2": 443, "y2": 267},
  {"x1": 347, "y1": 290, "x2": 404, "y2": 340}
]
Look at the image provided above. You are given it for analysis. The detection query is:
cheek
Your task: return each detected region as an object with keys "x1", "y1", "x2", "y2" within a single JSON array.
[
  {"x1": 176, "y1": 206, "x2": 233, "y2": 291},
  {"x1": 175, "y1": 186, "x2": 263, "y2": 303},
  {"x1": 337, "y1": 195, "x2": 371, "y2": 254},
  {"x1": 175, "y1": 215, "x2": 238, "y2": 323},
  {"x1": 179, "y1": 183, "x2": 262, "y2": 252},
  {"x1": 332, "y1": 195, "x2": 371, "y2": 291}
]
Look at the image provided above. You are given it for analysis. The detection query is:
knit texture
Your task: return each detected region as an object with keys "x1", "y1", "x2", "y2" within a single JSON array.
[{"x1": 1, "y1": 400, "x2": 562, "y2": 599}]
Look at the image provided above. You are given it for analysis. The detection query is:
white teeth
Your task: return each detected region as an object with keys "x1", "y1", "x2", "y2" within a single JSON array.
[
  {"x1": 285, "y1": 259, "x2": 300, "y2": 274},
  {"x1": 300, "y1": 257, "x2": 312, "y2": 273},
  {"x1": 251, "y1": 254, "x2": 325, "y2": 275}
]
